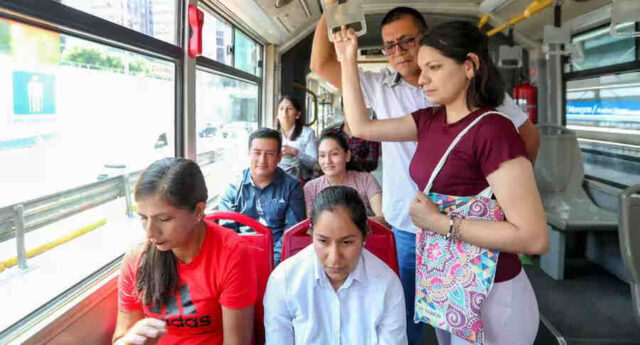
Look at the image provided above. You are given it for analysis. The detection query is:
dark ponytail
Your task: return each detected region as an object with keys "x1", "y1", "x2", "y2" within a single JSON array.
[
  {"x1": 421, "y1": 21, "x2": 505, "y2": 109},
  {"x1": 133, "y1": 158, "x2": 207, "y2": 307}
]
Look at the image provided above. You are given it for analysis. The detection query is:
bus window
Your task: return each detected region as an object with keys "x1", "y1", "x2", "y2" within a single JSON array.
[
  {"x1": 59, "y1": 0, "x2": 178, "y2": 44},
  {"x1": 0, "y1": 17, "x2": 175, "y2": 332},
  {"x1": 569, "y1": 23, "x2": 636, "y2": 72},
  {"x1": 201, "y1": 8, "x2": 233, "y2": 66},
  {"x1": 195, "y1": 70, "x2": 259, "y2": 208},
  {"x1": 235, "y1": 30, "x2": 262, "y2": 76}
]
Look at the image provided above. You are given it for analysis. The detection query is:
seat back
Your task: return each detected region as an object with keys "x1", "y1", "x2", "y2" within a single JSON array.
[
  {"x1": 281, "y1": 218, "x2": 400, "y2": 275},
  {"x1": 619, "y1": 184, "x2": 640, "y2": 325},
  {"x1": 205, "y1": 211, "x2": 273, "y2": 345},
  {"x1": 534, "y1": 125, "x2": 585, "y2": 198}
]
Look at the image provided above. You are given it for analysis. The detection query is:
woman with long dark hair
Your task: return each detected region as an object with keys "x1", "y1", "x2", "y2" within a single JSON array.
[
  {"x1": 264, "y1": 186, "x2": 407, "y2": 345},
  {"x1": 276, "y1": 95, "x2": 317, "y2": 180},
  {"x1": 304, "y1": 132, "x2": 383, "y2": 220},
  {"x1": 333, "y1": 21, "x2": 548, "y2": 344},
  {"x1": 112, "y1": 158, "x2": 255, "y2": 345}
]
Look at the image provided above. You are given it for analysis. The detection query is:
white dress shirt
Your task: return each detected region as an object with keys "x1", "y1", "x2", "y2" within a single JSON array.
[
  {"x1": 359, "y1": 68, "x2": 528, "y2": 232},
  {"x1": 264, "y1": 246, "x2": 408, "y2": 345}
]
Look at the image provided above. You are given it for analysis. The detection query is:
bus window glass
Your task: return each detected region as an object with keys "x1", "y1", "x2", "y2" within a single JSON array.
[
  {"x1": 570, "y1": 23, "x2": 636, "y2": 71},
  {"x1": 0, "y1": 18, "x2": 174, "y2": 332},
  {"x1": 234, "y1": 30, "x2": 261, "y2": 76},
  {"x1": 201, "y1": 9, "x2": 233, "y2": 66},
  {"x1": 195, "y1": 69, "x2": 259, "y2": 207},
  {"x1": 566, "y1": 72, "x2": 640, "y2": 187},
  {"x1": 60, "y1": 0, "x2": 177, "y2": 44}
]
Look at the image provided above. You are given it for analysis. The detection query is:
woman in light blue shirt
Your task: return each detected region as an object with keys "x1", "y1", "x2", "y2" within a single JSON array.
[{"x1": 264, "y1": 186, "x2": 408, "y2": 345}]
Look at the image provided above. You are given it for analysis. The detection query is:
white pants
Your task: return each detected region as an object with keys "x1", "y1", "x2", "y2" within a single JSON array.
[{"x1": 435, "y1": 269, "x2": 539, "y2": 345}]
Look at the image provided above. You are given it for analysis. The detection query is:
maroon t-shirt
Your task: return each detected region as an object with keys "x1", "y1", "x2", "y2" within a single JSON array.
[{"x1": 410, "y1": 106, "x2": 528, "y2": 282}]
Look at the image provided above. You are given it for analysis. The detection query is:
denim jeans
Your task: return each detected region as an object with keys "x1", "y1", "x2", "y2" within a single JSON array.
[{"x1": 393, "y1": 227, "x2": 424, "y2": 345}]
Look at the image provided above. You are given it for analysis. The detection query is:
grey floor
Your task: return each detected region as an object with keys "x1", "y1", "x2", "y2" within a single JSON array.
[{"x1": 420, "y1": 260, "x2": 640, "y2": 345}]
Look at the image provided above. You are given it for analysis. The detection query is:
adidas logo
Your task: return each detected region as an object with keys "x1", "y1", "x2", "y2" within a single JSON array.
[{"x1": 149, "y1": 284, "x2": 212, "y2": 328}]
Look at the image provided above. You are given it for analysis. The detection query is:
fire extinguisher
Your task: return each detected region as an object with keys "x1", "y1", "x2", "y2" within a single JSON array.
[{"x1": 513, "y1": 82, "x2": 537, "y2": 124}]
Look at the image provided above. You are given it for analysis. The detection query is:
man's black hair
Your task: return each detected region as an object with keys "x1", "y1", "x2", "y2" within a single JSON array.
[
  {"x1": 381, "y1": 7, "x2": 429, "y2": 34},
  {"x1": 248, "y1": 127, "x2": 282, "y2": 152}
]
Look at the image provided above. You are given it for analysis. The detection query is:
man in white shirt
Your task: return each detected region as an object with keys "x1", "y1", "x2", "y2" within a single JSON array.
[{"x1": 310, "y1": 6, "x2": 541, "y2": 344}]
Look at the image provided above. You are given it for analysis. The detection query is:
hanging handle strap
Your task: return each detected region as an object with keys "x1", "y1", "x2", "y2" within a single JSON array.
[{"x1": 423, "y1": 111, "x2": 515, "y2": 196}]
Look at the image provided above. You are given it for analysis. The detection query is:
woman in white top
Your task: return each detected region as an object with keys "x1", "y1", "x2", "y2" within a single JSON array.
[
  {"x1": 277, "y1": 95, "x2": 317, "y2": 180},
  {"x1": 264, "y1": 185, "x2": 407, "y2": 345}
]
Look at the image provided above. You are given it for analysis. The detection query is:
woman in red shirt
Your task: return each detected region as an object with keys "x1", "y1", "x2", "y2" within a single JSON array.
[
  {"x1": 112, "y1": 158, "x2": 256, "y2": 345},
  {"x1": 333, "y1": 21, "x2": 548, "y2": 344}
]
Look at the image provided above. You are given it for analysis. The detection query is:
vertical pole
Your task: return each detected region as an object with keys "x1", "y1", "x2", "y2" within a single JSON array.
[
  {"x1": 545, "y1": 2, "x2": 564, "y2": 126},
  {"x1": 123, "y1": 175, "x2": 134, "y2": 218},
  {"x1": 14, "y1": 205, "x2": 28, "y2": 270}
]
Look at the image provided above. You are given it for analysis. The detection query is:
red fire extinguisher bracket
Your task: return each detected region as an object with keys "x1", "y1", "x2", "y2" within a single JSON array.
[{"x1": 188, "y1": 5, "x2": 204, "y2": 58}]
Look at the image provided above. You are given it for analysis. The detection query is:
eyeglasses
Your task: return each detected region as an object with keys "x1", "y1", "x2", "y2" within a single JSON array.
[{"x1": 381, "y1": 35, "x2": 421, "y2": 56}]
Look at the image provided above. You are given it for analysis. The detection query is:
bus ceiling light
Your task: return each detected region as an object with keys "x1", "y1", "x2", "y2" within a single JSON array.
[{"x1": 610, "y1": 0, "x2": 640, "y2": 37}]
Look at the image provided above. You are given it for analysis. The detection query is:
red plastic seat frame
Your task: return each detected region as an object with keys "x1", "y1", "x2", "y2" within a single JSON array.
[
  {"x1": 281, "y1": 218, "x2": 399, "y2": 275},
  {"x1": 205, "y1": 211, "x2": 273, "y2": 345}
]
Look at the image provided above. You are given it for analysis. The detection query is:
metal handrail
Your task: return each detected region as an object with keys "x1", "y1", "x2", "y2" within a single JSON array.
[
  {"x1": 0, "y1": 148, "x2": 224, "y2": 270},
  {"x1": 0, "y1": 173, "x2": 137, "y2": 269}
]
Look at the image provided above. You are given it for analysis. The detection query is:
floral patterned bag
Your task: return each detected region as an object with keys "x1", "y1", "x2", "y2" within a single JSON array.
[{"x1": 414, "y1": 111, "x2": 512, "y2": 344}]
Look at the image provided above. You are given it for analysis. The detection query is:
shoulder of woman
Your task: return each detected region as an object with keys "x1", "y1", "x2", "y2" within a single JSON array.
[{"x1": 476, "y1": 112, "x2": 519, "y2": 132}]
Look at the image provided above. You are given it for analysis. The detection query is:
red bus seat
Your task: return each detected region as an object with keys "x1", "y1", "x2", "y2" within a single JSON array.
[
  {"x1": 205, "y1": 211, "x2": 273, "y2": 345},
  {"x1": 280, "y1": 218, "x2": 399, "y2": 275}
]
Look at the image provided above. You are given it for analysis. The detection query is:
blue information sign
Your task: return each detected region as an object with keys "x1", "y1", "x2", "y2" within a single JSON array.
[{"x1": 13, "y1": 71, "x2": 56, "y2": 115}]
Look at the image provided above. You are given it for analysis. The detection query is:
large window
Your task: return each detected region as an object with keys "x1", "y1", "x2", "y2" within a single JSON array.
[
  {"x1": 0, "y1": 17, "x2": 175, "y2": 331},
  {"x1": 565, "y1": 22, "x2": 640, "y2": 187},
  {"x1": 234, "y1": 30, "x2": 262, "y2": 76},
  {"x1": 0, "y1": 0, "x2": 263, "y2": 340},
  {"x1": 195, "y1": 70, "x2": 259, "y2": 208},
  {"x1": 569, "y1": 23, "x2": 637, "y2": 72},
  {"x1": 201, "y1": 9, "x2": 232, "y2": 65},
  {"x1": 60, "y1": 0, "x2": 178, "y2": 43}
]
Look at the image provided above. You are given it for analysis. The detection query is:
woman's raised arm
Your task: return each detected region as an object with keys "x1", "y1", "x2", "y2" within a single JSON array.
[{"x1": 333, "y1": 27, "x2": 417, "y2": 142}]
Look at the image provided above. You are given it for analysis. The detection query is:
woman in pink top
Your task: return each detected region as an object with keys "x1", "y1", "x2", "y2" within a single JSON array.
[
  {"x1": 333, "y1": 21, "x2": 548, "y2": 344},
  {"x1": 304, "y1": 132, "x2": 383, "y2": 221}
]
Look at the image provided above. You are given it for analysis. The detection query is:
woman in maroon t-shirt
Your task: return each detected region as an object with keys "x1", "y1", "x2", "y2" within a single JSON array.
[{"x1": 333, "y1": 21, "x2": 548, "y2": 344}]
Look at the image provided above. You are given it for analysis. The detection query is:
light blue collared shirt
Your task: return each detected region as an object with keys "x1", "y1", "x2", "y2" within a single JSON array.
[{"x1": 264, "y1": 246, "x2": 408, "y2": 345}]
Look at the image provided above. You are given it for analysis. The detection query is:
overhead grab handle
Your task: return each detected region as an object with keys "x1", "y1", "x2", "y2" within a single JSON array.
[{"x1": 322, "y1": 0, "x2": 367, "y2": 41}]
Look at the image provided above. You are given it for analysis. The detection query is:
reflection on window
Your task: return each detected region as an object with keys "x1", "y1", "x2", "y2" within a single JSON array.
[
  {"x1": 0, "y1": 18, "x2": 174, "y2": 332},
  {"x1": 579, "y1": 140, "x2": 640, "y2": 187},
  {"x1": 566, "y1": 72, "x2": 640, "y2": 131},
  {"x1": 201, "y1": 9, "x2": 232, "y2": 65},
  {"x1": 60, "y1": 0, "x2": 177, "y2": 43},
  {"x1": 570, "y1": 23, "x2": 636, "y2": 71},
  {"x1": 195, "y1": 70, "x2": 259, "y2": 207},
  {"x1": 234, "y1": 30, "x2": 261, "y2": 76}
]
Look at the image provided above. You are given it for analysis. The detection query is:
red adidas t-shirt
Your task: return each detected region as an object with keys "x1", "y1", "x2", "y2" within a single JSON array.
[
  {"x1": 410, "y1": 106, "x2": 528, "y2": 282},
  {"x1": 118, "y1": 221, "x2": 257, "y2": 344}
]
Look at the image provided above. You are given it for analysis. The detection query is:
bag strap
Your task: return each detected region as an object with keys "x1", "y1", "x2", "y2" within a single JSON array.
[{"x1": 423, "y1": 110, "x2": 515, "y2": 195}]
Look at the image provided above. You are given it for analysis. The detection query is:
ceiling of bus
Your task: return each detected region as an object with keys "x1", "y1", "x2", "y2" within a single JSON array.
[{"x1": 215, "y1": 0, "x2": 613, "y2": 51}]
